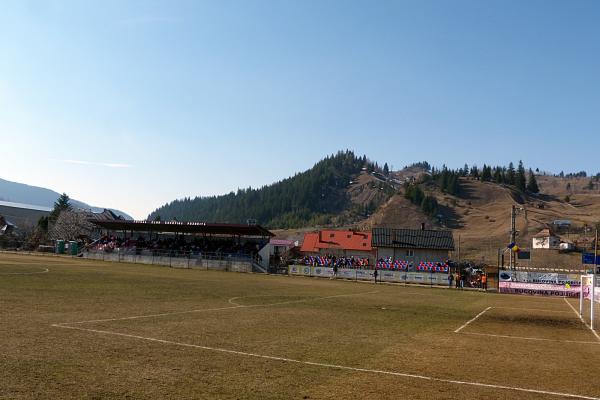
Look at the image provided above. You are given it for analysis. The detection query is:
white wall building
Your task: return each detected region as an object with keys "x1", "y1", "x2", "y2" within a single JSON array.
[{"x1": 532, "y1": 229, "x2": 560, "y2": 249}]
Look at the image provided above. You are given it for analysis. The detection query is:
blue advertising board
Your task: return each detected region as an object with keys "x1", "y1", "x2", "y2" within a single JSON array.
[{"x1": 582, "y1": 253, "x2": 600, "y2": 265}]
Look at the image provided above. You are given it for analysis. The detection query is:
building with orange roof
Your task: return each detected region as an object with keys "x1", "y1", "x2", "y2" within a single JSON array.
[{"x1": 300, "y1": 230, "x2": 374, "y2": 261}]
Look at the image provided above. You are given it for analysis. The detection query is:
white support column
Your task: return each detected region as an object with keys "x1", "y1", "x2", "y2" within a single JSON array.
[
  {"x1": 591, "y1": 275, "x2": 596, "y2": 331},
  {"x1": 580, "y1": 275, "x2": 584, "y2": 317}
]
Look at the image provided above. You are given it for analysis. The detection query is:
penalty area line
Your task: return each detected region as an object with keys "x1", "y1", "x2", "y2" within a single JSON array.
[
  {"x1": 454, "y1": 307, "x2": 492, "y2": 333},
  {"x1": 52, "y1": 323, "x2": 600, "y2": 400},
  {"x1": 563, "y1": 297, "x2": 600, "y2": 342},
  {"x1": 459, "y1": 331, "x2": 600, "y2": 345}
]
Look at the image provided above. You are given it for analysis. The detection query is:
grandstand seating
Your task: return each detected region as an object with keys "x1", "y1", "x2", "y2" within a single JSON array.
[{"x1": 376, "y1": 258, "x2": 448, "y2": 272}]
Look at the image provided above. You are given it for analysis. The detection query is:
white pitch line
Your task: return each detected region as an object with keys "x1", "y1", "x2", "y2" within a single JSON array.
[
  {"x1": 460, "y1": 331, "x2": 600, "y2": 345},
  {"x1": 52, "y1": 324, "x2": 600, "y2": 400},
  {"x1": 454, "y1": 307, "x2": 492, "y2": 333},
  {"x1": 0, "y1": 268, "x2": 49, "y2": 275},
  {"x1": 563, "y1": 297, "x2": 600, "y2": 342},
  {"x1": 493, "y1": 306, "x2": 573, "y2": 314},
  {"x1": 56, "y1": 290, "x2": 380, "y2": 326},
  {"x1": 228, "y1": 291, "x2": 380, "y2": 306}
]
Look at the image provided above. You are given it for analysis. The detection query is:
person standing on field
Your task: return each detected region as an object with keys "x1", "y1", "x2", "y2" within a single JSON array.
[
  {"x1": 373, "y1": 268, "x2": 378, "y2": 283},
  {"x1": 455, "y1": 271, "x2": 460, "y2": 288},
  {"x1": 332, "y1": 263, "x2": 338, "y2": 279},
  {"x1": 447, "y1": 272, "x2": 454, "y2": 288},
  {"x1": 481, "y1": 273, "x2": 487, "y2": 291}
]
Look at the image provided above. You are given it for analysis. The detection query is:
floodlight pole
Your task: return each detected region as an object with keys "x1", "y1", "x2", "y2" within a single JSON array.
[{"x1": 592, "y1": 228, "x2": 598, "y2": 330}]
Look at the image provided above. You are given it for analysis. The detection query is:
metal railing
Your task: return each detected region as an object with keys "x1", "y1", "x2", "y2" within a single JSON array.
[{"x1": 82, "y1": 247, "x2": 260, "y2": 270}]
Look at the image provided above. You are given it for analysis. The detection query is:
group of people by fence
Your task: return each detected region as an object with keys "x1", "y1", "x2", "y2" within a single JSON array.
[
  {"x1": 447, "y1": 271, "x2": 487, "y2": 290},
  {"x1": 303, "y1": 255, "x2": 371, "y2": 268},
  {"x1": 302, "y1": 255, "x2": 451, "y2": 273},
  {"x1": 90, "y1": 235, "x2": 264, "y2": 258}
]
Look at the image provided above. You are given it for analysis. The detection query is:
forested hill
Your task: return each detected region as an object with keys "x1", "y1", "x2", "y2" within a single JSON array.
[{"x1": 148, "y1": 151, "x2": 372, "y2": 228}]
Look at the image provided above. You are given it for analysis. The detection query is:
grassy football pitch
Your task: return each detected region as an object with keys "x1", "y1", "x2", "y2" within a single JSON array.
[{"x1": 1, "y1": 253, "x2": 600, "y2": 400}]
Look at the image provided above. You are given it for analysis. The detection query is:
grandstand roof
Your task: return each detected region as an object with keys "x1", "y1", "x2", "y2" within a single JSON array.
[
  {"x1": 89, "y1": 219, "x2": 274, "y2": 237},
  {"x1": 372, "y1": 228, "x2": 455, "y2": 250},
  {"x1": 300, "y1": 230, "x2": 373, "y2": 252}
]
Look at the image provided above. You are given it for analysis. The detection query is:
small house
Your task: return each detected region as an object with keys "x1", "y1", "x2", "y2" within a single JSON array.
[{"x1": 532, "y1": 229, "x2": 560, "y2": 249}]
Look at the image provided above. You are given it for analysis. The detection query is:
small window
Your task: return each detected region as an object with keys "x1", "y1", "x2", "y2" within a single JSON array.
[
  {"x1": 347, "y1": 234, "x2": 351, "y2": 239},
  {"x1": 363, "y1": 243, "x2": 367, "y2": 247},
  {"x1": 330, "y1": 233, "x2": 335, "y2": 238},
  {"x1": 406, "y1": 249, "x2": 414, "y2": 257}
]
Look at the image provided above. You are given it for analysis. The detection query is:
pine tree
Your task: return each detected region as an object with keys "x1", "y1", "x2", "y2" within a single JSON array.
[
  {"x1": 516, "y1": 160, "x2": 527, "y2": 192},
  {"x1": 481, "y1": 164, "x2": 492, "y2": 182},
  {"x1": 526, "y1": 169, "x2": 539, "y2": 193},
  {"x1": 507, "y1": 162, "x2": 516, "y2": 185},
  {"x1": 383, "y1": 163, "x2": 390, "y2": 176},
  {"x1": 50, "y1": 193, "x2": 71, "y2": 222},
  {"x1": 587, "y1": 178, "x2": 594, "y2": 190},
  {"x1": 462, "y1": 164, "x2": 469, "y2": 177},
  {"x1": 493, "y1": 167, "x2": 502, "y2": 183}
]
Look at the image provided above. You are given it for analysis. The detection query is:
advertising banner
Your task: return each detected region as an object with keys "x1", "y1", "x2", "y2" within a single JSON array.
[
  {"x1": 356, "y1": 269, "x2": 374, "y2": 280},
  {"x1": 499, "y1": 271, "x2": 580, "y2": 286},
  {"x1": 288, "y1": 265, "x2": 313, "y2": 276},
  {"x1": 312, "y1": 267, "x2": 333, "y2": 277},
  {"x1": 337, "y1": 268, "x2": 357, "y2": 280},
  {"x1": 288, "y1": 265, "x2": 450, "y2": 286},
  {"x1": 499, "y1": 281, "x2": 580, "y2": 297}
]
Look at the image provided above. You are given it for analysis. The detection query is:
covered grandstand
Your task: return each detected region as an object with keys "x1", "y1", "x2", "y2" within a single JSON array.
[{"x1": 85, "y1": 220, "x2": 274, "y2": 272}]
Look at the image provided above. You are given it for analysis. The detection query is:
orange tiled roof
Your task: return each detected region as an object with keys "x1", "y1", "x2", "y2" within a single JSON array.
[{"x1": 300, "y1": 230, "x2": 372, "y2": 252}]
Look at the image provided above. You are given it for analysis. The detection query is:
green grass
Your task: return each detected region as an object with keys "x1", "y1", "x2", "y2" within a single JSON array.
[{"x1": 1, "y1": 253, "x2": 599, "y2": 399}]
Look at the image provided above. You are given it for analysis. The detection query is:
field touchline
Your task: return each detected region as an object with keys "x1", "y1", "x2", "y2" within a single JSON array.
[
  {"x1": 52, "y1": 324, "x2": 600, "y2": 400},
  {"x1": 0, "y1": 268, "x2": 49, "y2": 275},
  {"x1": 454, "y1": 307, "x2": 492, "y2": 333},
  {"x1": 55, "y1": 290, "x2": 380, "y2": 326}
]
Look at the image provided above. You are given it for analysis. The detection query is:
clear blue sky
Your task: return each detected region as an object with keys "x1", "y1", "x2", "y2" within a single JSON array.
[{"x1": 1, "y1": 0, "x2": 598, "y2": 219}]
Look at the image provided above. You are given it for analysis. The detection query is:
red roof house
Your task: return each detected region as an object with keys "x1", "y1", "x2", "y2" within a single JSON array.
[{"x1": 300, "y1": 230, "x2": 373, "y2": 256}]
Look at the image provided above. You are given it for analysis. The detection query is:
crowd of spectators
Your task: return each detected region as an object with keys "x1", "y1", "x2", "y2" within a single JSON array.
[
  {"x1": 302, "y1": 254, "x2": 450, "y2": 272},
  {"x1": 303, "y1": 255, "x2": 371, "y2": 268},
  {"x1": 90, "y1": 235, "x2": 265, "y2": 258},
  {"x1": 377, "y1": 258, "x2": 449, "y2": 272}
]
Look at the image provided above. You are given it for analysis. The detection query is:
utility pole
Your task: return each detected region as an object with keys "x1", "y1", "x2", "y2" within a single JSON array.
[
  {"x1": 510, "y1": 205, "x2": 517, "y2": 271},
  {"x1": 593, "y1": 228, "x2": 598, "y2": 330},
  {"x1": 458, "y1": 234, "x2": 461, "y2": 264}
]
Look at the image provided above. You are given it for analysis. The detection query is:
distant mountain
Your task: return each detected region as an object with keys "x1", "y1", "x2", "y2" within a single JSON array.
[
  {"x1": 0, "y1": 177, "x2": 132, "y2": 220},
  {"x1": 149, "y1": 150, "x2": 395, "y2": 228}
]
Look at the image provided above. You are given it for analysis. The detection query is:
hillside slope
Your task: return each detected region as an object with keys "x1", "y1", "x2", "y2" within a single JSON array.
[
  {"x1": 149, "y1": 151, "x2": 395, "y2": 228},
  {"x1": 0, "y1": 178, "x2": 132, "y2": 219},
  {"x1": 366, "y1": 176, "x2": 600, "y2": 266}
]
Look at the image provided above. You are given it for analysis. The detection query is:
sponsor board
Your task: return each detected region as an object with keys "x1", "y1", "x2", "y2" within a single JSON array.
[
  {"x1": 582, "y1": 275, "x2": 600, "y2": 302},
  {"x1": 288, "y1": 266, "x2": 450, "y2": 285},
  {"x1": 289, "y1": 266, "x2": 301, "y2": 275},
  {"x1": 499, "y1": 281, "x2": 580, "y2": 297},
  {"x1": 313, "y1": 267, "x2": 333, "y2": 277},
  {"x1": 338, "y1": 269, "x2": 357, "y2": 279},
  {"x1": 288, "y1": 265, "x2": 313, "y2": 276},
  {"x1": 499, "y1": 271, "x2": 580, "y2": 286}
]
